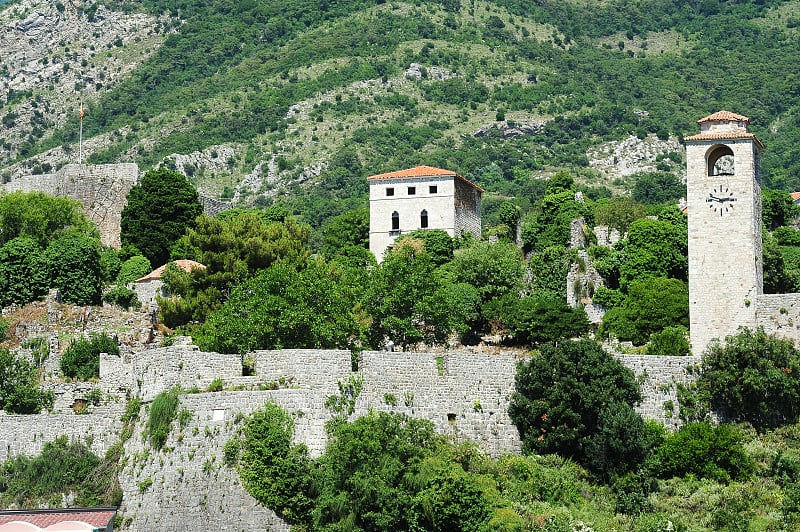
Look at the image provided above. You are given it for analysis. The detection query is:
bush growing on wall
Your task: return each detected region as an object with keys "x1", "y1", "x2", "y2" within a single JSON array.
[
  {"x1": 0, "y1": 348, "x2": 54, "y2": 414},
  {"x1": 696, "y1": 327, "x2": 800, "y2": 430},
  {"x1": 147, "y1": 387, "x2": 180, "y2": 450},
  {"x1": 60, "y1": 333, "x2": 120, "y2": 380}
]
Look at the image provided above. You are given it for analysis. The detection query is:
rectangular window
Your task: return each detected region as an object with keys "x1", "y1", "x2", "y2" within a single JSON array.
[
  {"x1": 429, "y1": 185, "x2": 438, "y2": 193},
  {"x1": 386, "y1": 187, "x2": 394, "y2": 196},
  {"x1": 408, "y1": 187, "x2": 416, "y2": 195}
]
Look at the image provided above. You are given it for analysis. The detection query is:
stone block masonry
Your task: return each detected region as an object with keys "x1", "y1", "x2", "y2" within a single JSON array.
[{"x1": 0, "y1": 342, "x2": 704, "y2": 531}]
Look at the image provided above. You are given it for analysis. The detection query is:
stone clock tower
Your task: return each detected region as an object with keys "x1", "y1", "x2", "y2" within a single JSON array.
[{"x1": 685, "y1": 111, "x2": 764, "y2": 355}]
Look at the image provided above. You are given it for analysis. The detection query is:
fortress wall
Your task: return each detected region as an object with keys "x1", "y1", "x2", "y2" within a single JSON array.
[
  {"x1": 614, "y1": 353, "x2": 701, "y2": 431},
  {"x1": 2, "y1": 163, "x2": 139, "y2": 247},
  {"x1": 132, "y1": 346, "x2": 242, "y2": 402},
  {"x1": 356, "y1": 351, "x2": 522, "y2": 456},
  {"x1": 756, "y1": 293, "x2": 800, "y2": 344},
  {"x1": 117, "y1": 390, "x2": 331, "y2": 532},
  {"x1": 252, "y1": 349, "x2": 352, "y2": 393},
  {"x1": 0, "y1": 403, "x2": 126, "y2": 463}
]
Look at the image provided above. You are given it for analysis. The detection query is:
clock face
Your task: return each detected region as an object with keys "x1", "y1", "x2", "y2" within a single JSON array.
[{"x1": 706, "y1": 186, "x2": 737, "y2": 216}]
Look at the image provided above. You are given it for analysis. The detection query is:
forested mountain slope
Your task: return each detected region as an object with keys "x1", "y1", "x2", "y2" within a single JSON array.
[{"x1": 2, "y1": 0, "x2": 800, "y2": 227}]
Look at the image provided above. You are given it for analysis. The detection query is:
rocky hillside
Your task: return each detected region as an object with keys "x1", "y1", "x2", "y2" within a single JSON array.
[{"x1": 2, "y1": 0, "x2": 800, "y2": 223}]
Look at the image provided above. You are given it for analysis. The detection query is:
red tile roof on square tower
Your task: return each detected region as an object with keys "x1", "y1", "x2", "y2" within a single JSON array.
[
  {"x1": 697, "y1": 110, "x2": 750, "y2": 124},
  {"x1": 684, "y1": 110, "x2": 764, "y2": 148},
  {"x1": 367, "y1": 165, "x2": 484, "y2": 192}
]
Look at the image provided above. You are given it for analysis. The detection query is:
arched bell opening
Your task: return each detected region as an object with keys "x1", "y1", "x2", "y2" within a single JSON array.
[{"x1": 707, "y1": 145, "x2": 735, "y2": 176}]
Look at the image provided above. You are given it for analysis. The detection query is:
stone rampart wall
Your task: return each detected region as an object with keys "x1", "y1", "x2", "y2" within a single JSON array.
[
  {"x1": 0, "y1": 346, "x2": 703, "y2": 531},
  {"x1": 2, "y1": 163, "x2": 139, "y2": 248},
  {"x1": 756, "y1": 293, "x2": 800, "y2": 345},
  {"x1": 357, "y1": 350, "x2": 521, "y2": 455},
  {"x1": 132, "y1": 345, "x2": 242, "y2": 402},
  {"x1": 0, "y1": 404, "x2": 125, "y2": 463},
  {"x1": 614, "y1": 353, "x2": 701, "y2": 431}
]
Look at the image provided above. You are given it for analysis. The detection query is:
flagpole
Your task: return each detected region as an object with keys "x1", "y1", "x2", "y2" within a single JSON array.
[{"x1": 79, "y1": 98, "x2": 84, "y2": 165}]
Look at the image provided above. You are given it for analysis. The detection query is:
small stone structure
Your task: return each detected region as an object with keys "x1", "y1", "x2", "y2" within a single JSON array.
[{"x1": 368, "y1": 165, "x2": 482, "y2": 262}]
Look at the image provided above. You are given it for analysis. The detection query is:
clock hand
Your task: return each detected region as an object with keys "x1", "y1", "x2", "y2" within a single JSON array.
[{"x1": 708, "y1": 195, "x2": 722, "y2": 202}]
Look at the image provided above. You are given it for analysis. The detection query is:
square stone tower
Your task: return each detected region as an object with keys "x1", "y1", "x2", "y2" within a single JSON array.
[
  {"x1": 367, "y1": 165, "x2": 482, "y2": 262},
  {"x1": 685, "y1": 111, "x2": 764, "y2": 355}
]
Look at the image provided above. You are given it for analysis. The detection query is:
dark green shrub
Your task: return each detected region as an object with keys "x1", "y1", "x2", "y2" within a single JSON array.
[
  {"x1": 60, "y1": 333, "x2": 120, "y2": 380},
  {"x1": 647, "y1": 422, "x2": 754, "y2": 483},
  {"x1": 0, "y1": 348, "x2": 55, "y2": 414},
  {"x1": 509, "y1": 339, "x2": 644, "y2": 478},
  {"x1": 102, "y1": 286, "x2": 140, "y2": 309},
  {"x1": 147, "y1": 387, "x2": 180, "y2": 450},
  {"x1": 646, "y1": 326, "x2": 691, "y2": 356},
  {"x1": 698, "y1": 328, "x2": 800, "y2": 430}
]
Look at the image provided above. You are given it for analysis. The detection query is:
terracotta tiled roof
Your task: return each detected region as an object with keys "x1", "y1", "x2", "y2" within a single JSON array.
[
  {"x1": 683, "y1": 130, "x2": 764, "y2": 148},
  {"x1": 791, "y1": 192, "x2": 800, "y2": 202},
  {"x1": 367, "y1": 165, "x2": 484, "y2": 192},
  {"x1": 0, "y1": 508, "x2": 115, "y2": 530},
  {"x1": 697, "y1": 110, "x2": 750, "y2": 123},
  {"x1": 134, "y1": 259, "x2": 206, "y2": 283}
]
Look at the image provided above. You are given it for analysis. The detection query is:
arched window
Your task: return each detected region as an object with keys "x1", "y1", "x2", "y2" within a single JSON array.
[
  {"x1": 391, "y1": 211, "x2": 399, "y2": 230},
  {"x1": 707, "y1": 145, "x2": 735, "y2": 176},
  {"x1": 420, "y1": 209, "x2": 429, "y2": 228}
]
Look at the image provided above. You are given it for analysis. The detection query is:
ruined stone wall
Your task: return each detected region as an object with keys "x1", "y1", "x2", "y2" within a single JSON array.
[{"x1": 2, "y1": 163, "x2": 139, "y2": 247}]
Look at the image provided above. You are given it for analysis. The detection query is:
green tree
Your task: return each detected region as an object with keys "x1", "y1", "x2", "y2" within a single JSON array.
[
  {"x1": 116, "y1": 255, "x2": 152, "y2": 285},
  {"x1": 120, "y1": 168, "x2": 203, "y2": 267},
  {"x1": 631, "y1": 172, "x2": 685, "y2": 205},
  {"x1": 599, "y1": 277, "x2": 688, "y2": 345},
  {"x1": 0, "y1": 236, "x2": 47, "y2": 307},
  {"x1": 0, "y1": 191, "x2": 95, "y2": 248},
  {"x1": 494, "y1": 293, "x2": 590, "y2": 346},
  {"x1": 592, "y1": 196, "x2": 647, "y2": 232},
  {"x1": 41, "y1": 232, "x2": 103, "y2": 305},
  {"x1": 696, "y1": 328, "x2": 800, "y2": 430},
  {"x1": 509, "y1": 339, "x2": 644, "y2": 477},
  {"x1": 195, "y1": 259, "x2": 362, "y2": 353},
  {"x1": 762, "y1": 188, "x2": 800, "y2": 231},
  {"x1": 60, "y1": 333, "x2": 120, "y2": 381},
  {"x1": 320, "y1": 207, "x2": 369, "y2": 257},
  {"x1": 444, "y1": 240, "x2": 524, "y2": 307},
  {"x1": 646, "y1": 326, "x2": 691, "y2": 356},
  {"x1": 160, "y1": 213, "x2": 312, "y2": 327},
  {"x1": 232, "y1": 402, "x2": 314, "y2": 527},
  {"x1": 619, "y1": 217, "x2": 687, "y2": 290},
  {"x1": 0, "y1": 348, "x2": 54, "y2": 414},
  {"x1": 399, "y1": 229, "x2": 454, "y2": 266},
  {"x1": 314, "y1": 411, "x2": 439, "y2": 531},
  {"x1": 764, "y1": 231, "x2": 796, "y2": 293},
  {"x1": 364, "y1": 240, "x2": 478, "y2": 349}
]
